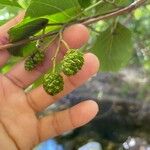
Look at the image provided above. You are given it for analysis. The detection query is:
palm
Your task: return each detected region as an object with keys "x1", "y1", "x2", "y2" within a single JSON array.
[
  {"x1": 0, "y1": 75, "x2": 39, "y2": 149},
  {"x1": 0, "y1": 13, "x2": 99, "y2": 150}
]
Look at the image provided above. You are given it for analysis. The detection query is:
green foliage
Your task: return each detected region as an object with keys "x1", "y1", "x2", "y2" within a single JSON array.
[
  {"x1": 18, "y1": 0, "x2": 31, "y2": 9},
  {"x1": 131, "y1": 5, "x2": 150, "y2": 72},
  {"x1": 7, "y1": 0, "x2": 82, "y2": 57},
  {"x1": 93, "y1": 23, "x2": 133, "y2": 72},
  {"x1": 78, "y1": 0, "x2": 91, "y2": 8},
  {"x1": 8, "y1": 18, "x2": 48, "y2": 56},
  {"x1": 8, "y1": 18, "x2": 49, "y2": 42},
  {"x1": 25, "y1": 0, "x2": 81, "y2": 18},
  {"x1": 0, "y1": 0, "x2": 149, "y2": 76},
  {"x1": 95, "y1": 0, "x2": 133, "y2": 15},
  {"x1": 0, "y1": 0, "x2": 21, "y2": 8}
]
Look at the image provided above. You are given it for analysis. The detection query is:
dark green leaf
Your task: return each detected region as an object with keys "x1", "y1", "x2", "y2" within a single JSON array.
[
  {"x1": 93, "y1": 23, "x2": 133, "y2": 72},
  {"x1": 8, "y1": 42, "x2": 37, "y2": 57},
  {"x1": 78, "y1": 0, "x2": 91, "y2": 8},
  {"x1": 8, "y1": 18, "x2": 48, "y2": 42}
]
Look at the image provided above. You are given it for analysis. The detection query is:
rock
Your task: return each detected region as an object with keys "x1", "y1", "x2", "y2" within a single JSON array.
[{"x1": 78, "y1": 141, "x2": 102, "y2": 150}]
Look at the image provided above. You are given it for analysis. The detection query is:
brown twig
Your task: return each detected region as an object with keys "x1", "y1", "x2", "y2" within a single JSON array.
[{"x1": 0, "y1": 0, "x2": 146, "y2": 51}]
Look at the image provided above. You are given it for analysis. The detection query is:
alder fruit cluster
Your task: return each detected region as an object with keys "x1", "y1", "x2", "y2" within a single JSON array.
[{"x1": 24, "y1": 40, "x2": 84, "y2": 96}]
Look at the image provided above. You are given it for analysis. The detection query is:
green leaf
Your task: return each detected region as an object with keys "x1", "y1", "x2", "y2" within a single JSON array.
[
  {"x1": 25, "y1": 0, "x2": 80, "y2": 18},
  {"x1": 93, "y1": 23, "x2": 133, "y2": 72},
  {"x1": 115, "y1": 0, "x2": 133, "y2": 6},
  {"x1": 8, "y1": 18, "x2": 49, "y2": 42},
  {"x1": 78, "y1": 0, "x2": 91, "y2": 8},
  {"x1": 18, "y1": 0, "x2": 31, "y2": 9},
  {"x1": 8, "y1": 18, "x2": 48, "y2": 56},
  {"x1": 8, "y1": 6, "x2": 78, "y2": 57},
  {"x1": 0, "y1": 0, "x2": 21, "y2": 8},
  {"x1": 44, "y1": 7, "x2": 80, "y2": 32}
]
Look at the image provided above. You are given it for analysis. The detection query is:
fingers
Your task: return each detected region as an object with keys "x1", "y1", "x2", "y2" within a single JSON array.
[
  {"x1": 0, "y1": 37, "x2": 10, "y2": 67},
  {"x1": 27, "y1": 53, "x2": 99, "y2": 112},
  {"x1": 38, "y1": 100, "x2": 99, "y2": 141},
  {"x1": 0, "y1": 11, "x2": 25, "y2": 67},
  {"x1": 6, "y1": 24, "x2": 89, "y2": 88}
]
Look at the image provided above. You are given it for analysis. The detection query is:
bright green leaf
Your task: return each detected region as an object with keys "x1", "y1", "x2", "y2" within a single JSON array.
[
  {"x1": 25, "y1": 0, "x2": 81, "y2": 18},
  {"x1": 18, "y1": 0, "x2": 31, "y2": 9},
  {"x1": 93, "y1": 23, "x2": 133, "y2": 72}
]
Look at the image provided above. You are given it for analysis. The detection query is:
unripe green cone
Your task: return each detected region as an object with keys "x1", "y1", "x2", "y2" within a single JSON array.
[
  {"x1": 33, "y1": 50, "x2": 45, "y2": 63},
  {"x1": 25, "y1": 56, "x2": 36, "y2": 71},
  {"x1": 43, "y1": 73, "x2": 64, "y2": 96},
  {"x1": 61, "y1": 49, "x2": 84, "y2": 76},
  {"x1": 25, "y1": 49, "x2": 45, "y2": 71}
]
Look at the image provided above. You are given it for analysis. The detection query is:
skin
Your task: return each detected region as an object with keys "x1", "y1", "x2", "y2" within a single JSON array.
[{"x1": 0, "y1": 12, "x2": 100, "y2": 150}]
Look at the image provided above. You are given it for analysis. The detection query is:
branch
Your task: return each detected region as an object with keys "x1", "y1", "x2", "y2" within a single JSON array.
[
  {"x1": 80, "y1": 0, "x2": 146, "y2": 25},
  {"x1": 0, "y1": 0, "x2": 146, "y2": 51}
]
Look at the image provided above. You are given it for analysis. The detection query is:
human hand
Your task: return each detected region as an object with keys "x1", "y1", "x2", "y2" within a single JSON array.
[{"x1": 0, "y1": 13, "x2": 100, "y2": 150}]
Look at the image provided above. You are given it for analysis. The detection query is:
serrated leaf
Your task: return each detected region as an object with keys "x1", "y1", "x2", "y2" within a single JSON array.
[
  {"x1": 25, "y1": 0, "x2": 81, "y2": 18},
  {"x1": 93, "y1": 23, "x2": 133, "y2": 72}
]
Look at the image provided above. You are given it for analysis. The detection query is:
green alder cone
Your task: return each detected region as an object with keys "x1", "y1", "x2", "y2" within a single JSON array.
[
  {"x1": 25, "y1": 56, "x2": 36, "y2": 71},
  {"x1": 32, "y1": 50, "x2": 45, "y2": 63},
  {"x1": 61, "y1": 49, "x2": 84, "y2": 76},
  {"x1": 25, "y1": 49, "x2": 45, "y2": 71},
  {"x1": 43, "y1": 73, "x2": 64, "y2": 96}
]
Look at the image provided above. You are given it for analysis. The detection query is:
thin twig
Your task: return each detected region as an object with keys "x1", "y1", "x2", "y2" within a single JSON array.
[
  {"x1": 0, "y1": 31, "x2": 58, "y2": 50},
  {"x1": 51, "y1": 33, "x2": 61, "y2": 73},
  {"x1": 0, "y1": 0, "x2": 146, "y2": 51}
]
